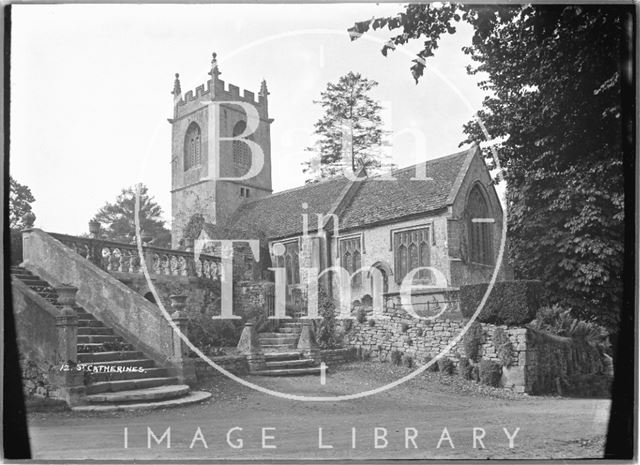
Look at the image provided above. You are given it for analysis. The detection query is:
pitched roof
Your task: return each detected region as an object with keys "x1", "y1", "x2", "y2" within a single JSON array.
[
  {"x1": 339, "y1": 146, "x2": 475, "y2": 230},
  {"x1": 207, "y1": 145, "x2": 477, "y2": 240},
  {"x1": 223, "y1": 176, "x2": 351, "y2": 239}
]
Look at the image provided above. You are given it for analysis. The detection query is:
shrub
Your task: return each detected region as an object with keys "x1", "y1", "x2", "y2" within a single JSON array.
[
  {"x1": 422, "y1": 354, "x2": 439, "y2": 372},
  {"x1": 471, "y1": 364, "x2": 480, "y2": 381},
  {"x1": 460, "y1": 280, "x2": 544, "y2": 325},
  {"x1": 368, "y1": 319, "x2": 376, "y2": 327},
  {"x1": 401, "y1": 322, "x2": 410, "y2": 333},
  {"x1": 404, "y1": 336, "x2": 413, "y2": 346},
  {"x1": 437, "y1": 357, "x2": 454, "y2": 375},
  {"x1": 402, "y1": 354, "x2": 414, "y2": 368},
  {"x1": 493, "y1": 327, "x2": 513, "y2": 367},
  {"x1": 187, "y1": 313, "x2": 239, "y2": 355},
  {"x1": 463, "y1": 322, "x2": 484, "y2": 362},
  {"x1": 356, "y1": 306, "x2": 367, "y2": 324},
  {"x1": 457, "y1": 357, "x2": 474, "y2": 380},
  {"x1": 532, "y1": 305, "x2": 610, "y2": 353},
  {"x1": 342, "y1": 319, "x2": 353, "y2": 332},
  {"x1": 315, "y1": 287, "x2": 341, "y2": 349},
  {"x1": 479, "y1": 359, "x2": 502, "y2": 387},
  {"x1": 390, "y1": 350, "x2": 403, "y2": 366}
]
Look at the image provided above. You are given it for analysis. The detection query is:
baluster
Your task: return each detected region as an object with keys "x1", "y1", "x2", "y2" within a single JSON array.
[
  {"x1": 170, "y1": 255, "x2": 178, "y2": 275},
  {"x1": 152, "y1": 254, "x2": 160, "y2": 274},
  {"x1": 110, "y1": 248, "x2": 121, "y2": 272},
  {"x1": 178, "y1": 256, "x2": 188, "y2": 277},
  {"x1": 101, "y1": 247, "x2": 111, "y2": 271},
  {"x1": 195, "y1": 258, "x2": 203, "y2": 278}
]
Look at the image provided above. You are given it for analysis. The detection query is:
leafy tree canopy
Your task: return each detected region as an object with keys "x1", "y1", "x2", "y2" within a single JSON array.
[
  {"x1": 92, "y1": 184, "x2": 171, "y2": 248},
  {"x1": 303, "y1": 71, "x2": 391, "y2": 183},
  {"x1": 9, "y1": 176, "x2": 36, "y2": 229},
  {"x1": 350, "y1": 4, "x2": 627, "y2": 330}
]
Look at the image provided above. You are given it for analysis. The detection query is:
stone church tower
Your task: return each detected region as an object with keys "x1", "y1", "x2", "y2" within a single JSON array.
[{"x1": 169, "y1": 53, "x2": 273, "y2": 247}]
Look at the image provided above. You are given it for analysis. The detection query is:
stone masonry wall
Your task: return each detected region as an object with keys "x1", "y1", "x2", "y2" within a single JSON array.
[
  {"x1": 194, "y1": 355, "x2": 249, "y2": 381},
  {"x1": 343, "y1": 296, "x2": 604, "y2": 394}
]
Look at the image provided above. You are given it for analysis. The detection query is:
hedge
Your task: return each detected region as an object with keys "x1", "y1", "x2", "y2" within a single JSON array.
[{"x1": 460, "y1": 280, "x2": 543, "y2": 325}]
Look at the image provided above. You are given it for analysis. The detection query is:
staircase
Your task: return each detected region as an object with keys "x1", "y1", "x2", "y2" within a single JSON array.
[
  {"x1": 11, "y1": 266, "x2": 211, "y2": 411},
  {"x1": 254, "y1": 321, "x2": 323, "y2": 376}
]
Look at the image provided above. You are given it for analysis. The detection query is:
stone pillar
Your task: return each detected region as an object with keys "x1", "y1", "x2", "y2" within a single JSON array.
[
  {"x1": 297, "y1": 320, "x2": 320, "y2": 363},
  {"x1": 53, "y1": 286, "x2": 85, "y2": 405},
  {"x1": 237, "y1": 322, "x2": 266, "y2": 372},
  {"x1": 168, "y1": 294, "x2": 196, "y2": 384}
]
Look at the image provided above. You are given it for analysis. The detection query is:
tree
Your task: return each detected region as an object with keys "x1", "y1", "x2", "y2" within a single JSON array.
[
  {"x1": 302, "y1": 72, "x2": 390, "y2": 182},
  {"x1": 349, "y1": 5, "x2": 627, "y2": 331},
  {"x1": 9, "y1": 176, "x2": 35, "y2": 229},
  {"x1": 92, "y1": 184, "x2": 171, "y2": 248}
]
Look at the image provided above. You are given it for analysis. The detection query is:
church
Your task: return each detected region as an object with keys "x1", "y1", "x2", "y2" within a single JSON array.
[{"x1": 169, "y1": 53, "x2": 506, "y2": 311}]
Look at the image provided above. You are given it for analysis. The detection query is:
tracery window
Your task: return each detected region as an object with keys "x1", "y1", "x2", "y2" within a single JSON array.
[
  {"x1": 274, "y1": 240, "x2": 300, "y2": 285},
  {"x1": 339, "y1": 236, "x2": 362, "y2": 286},
  {"x1": 466, "y1": 185, "x2": 494, "y2": 265},
  {"x1": 393, "y1": 227, "x2": 430, "y2": 284},
  {"x1": 184, "y1": 122, "x2": 201, "y2": 171}
]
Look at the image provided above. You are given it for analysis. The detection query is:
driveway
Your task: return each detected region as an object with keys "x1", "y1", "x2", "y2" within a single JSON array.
[{"x1": 27, "y1": 362, "x2": 610, "y2": 460}]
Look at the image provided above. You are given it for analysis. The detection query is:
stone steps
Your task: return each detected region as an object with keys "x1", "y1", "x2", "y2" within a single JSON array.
[
  {"x1": 84, "y1": 384, "x2": 190, "y2": 404},
  {"x1": 266, "y1": 359, "x2": 315, "y2": 369},
  {"x1": 86, "y1": 377, "x2": 180, "y2": 395},
  {"x1": 89, "y1": 367, "x2": 168, "y2": 383},
  {"x1": 78, "y1": 326, "x2": 114, "y2": 336},
  {"x1": 251, "y1": 366, "x2": 323, "y2": 376},
  {"x1": 12, "y1": 265, "x2": 207, "y2": 410},
  {"x1": 259, "y1": 335, "x2": 299, "y2": 345},
  {"x1": 264, "y1": 351, "x2": 303, "y2": 361},
  {"x1": 78, "y1": 351, "x2": 145, "y2": 363},
  {"x1": 72, "y1": 390, "x2": 212, "y2": 412},
  {"x1": 77, "y1": 334, "x2": 120, "y2": 344},
  {"x1": 82, "y1": 358, "x2": 157, "y2": 369}
]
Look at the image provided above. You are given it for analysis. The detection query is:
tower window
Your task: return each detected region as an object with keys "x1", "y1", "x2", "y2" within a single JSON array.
[
  {"x1": 232, "y1": 120, "x2": 252, "y2": 169},
  {"x1": 184, "y1": 122, "x2": 202, "y2": 171},
  {"x1": 240, "y1": 187, "x2": 245, "y2": 197}
]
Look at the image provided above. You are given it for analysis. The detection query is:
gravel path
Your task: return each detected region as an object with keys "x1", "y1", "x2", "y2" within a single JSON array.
[{"x1": 27, "y1": 361, "x2": 610, "y2": 460}]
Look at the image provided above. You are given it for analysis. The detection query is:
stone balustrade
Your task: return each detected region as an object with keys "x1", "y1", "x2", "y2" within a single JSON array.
[{"x1": 49, "y1": 233, "x2": 221, "y2": 281}]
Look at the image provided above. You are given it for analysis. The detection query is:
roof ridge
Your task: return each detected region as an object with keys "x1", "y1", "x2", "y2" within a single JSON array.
[
  {"x1": 242, "y1": 175, "x2": 346, "y2": 205},
  {"x1": 378, "y1": 146, "x2": 474, "y2": 179}
]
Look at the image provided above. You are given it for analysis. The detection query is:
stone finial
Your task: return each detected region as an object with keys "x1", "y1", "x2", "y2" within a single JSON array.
[
  {"x1": 209, "y1": 52, "x2": 221, "y2": 79},
  {"x1": 259, "y1": 79, "x2": 269, "y2": 97},
  {"x1": 22, "y1": 211, "x2": 35, "y2": 229},
  {"x1": 172, "y1": 73, "x2": 182, "y2": 97}
]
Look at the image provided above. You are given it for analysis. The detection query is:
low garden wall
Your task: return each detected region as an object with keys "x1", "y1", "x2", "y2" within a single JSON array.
[
  {"x1": 343, "y1": 293, "x2": 608, "y2": 395},
  {"x1": 193, "y1": 355, "x2": 249, "y2": 381}
]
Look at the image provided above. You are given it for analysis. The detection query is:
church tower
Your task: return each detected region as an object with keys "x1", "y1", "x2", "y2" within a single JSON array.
[{"x1": 169, "y1": 53, "x2": 273, "y2": 247}]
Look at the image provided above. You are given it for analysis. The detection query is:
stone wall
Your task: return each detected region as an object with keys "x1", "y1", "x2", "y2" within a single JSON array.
[
  {"x1": 343, "y1": 296, "x2": 606, "y2": 394},
  {"x1": 12, "y1": 277, "x2": 64, "y2": 401},
  {"x1": 234, "y1": 280, "x2": 274, "y2": 319},
  {"x1": 319, "y1": 348, "x2": 355, "y2": 365},
  {"x1": 193, "y1": 355, "x2": 249, "y2": 381},
  {"x1": 115, "y1": 273, "x2": 220, "y2": 318}
]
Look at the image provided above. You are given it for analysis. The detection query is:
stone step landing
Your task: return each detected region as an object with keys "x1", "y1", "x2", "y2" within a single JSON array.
[
  {"x1": 71, "y1": 390, "x2": 212, "y2": 412},
  {"x1": 84, "y1": 384, "x2": 191, "y2": 404}
]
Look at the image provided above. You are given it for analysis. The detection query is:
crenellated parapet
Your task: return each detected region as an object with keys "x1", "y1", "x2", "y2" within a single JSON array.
[{"x1": 173, "y1": 52, "x2": 269, "y2": 120}]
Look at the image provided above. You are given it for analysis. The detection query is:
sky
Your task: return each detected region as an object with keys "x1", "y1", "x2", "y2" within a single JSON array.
[{"x1": 11, "y1": 3, "x2": 490, "y2": 236}]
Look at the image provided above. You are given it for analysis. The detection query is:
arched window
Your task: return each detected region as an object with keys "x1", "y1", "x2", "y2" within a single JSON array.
[
  {"x1": 184, "y1": 123, "x2": 202, "y2": 171},
  {"x1": 466, "y1": 184, "x2": 494, "y2": 265},
  {"x1": 232, "y1": 120, "x2": 252, "y2": 169}
]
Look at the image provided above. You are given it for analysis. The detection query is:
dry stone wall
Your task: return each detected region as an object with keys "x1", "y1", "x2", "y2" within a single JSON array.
[{"x1": 343, "y1": 296, "x2": 606, "y2": 394}]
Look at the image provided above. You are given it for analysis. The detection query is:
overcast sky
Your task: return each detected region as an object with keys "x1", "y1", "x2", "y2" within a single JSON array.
[{"x1": 11, "y1": 3, "x2": 489, "y2": 236}]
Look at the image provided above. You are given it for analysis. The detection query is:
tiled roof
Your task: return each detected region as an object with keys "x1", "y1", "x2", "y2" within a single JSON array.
[
  {"x1": 339, "y1": 147, "x2": 474, "y2": 230},
  {"x1": 207, "y1": 146, "x2": 476, "y2": 240},
  {"x1": 224, "y1": 176, "x2": 351, "y2": 239}
]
